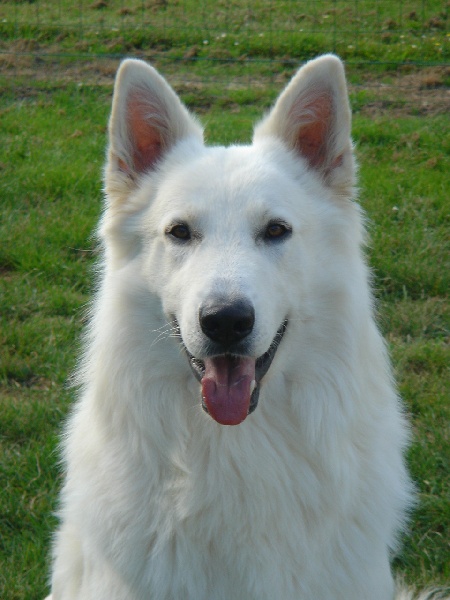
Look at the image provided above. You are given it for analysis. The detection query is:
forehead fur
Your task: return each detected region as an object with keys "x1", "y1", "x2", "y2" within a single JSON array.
[{"x1": 147, "y1": 137, "x2": 325, "y2": 218}]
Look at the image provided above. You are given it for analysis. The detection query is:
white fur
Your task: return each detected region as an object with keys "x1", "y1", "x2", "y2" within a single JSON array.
[{"x1": 47, "y1": 56, "x2": 443, "y2": 600}]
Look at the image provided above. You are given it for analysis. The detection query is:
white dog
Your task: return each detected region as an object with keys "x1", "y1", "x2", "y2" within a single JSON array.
[{"x1": 47, "y1": 55, "x2": 443, "y2": 599}]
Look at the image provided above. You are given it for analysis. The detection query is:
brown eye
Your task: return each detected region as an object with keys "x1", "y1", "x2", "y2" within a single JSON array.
[
  {"x1": 167, "y1": 223, "x2": 191, "y2": 241},
  {"x1": 264, "y1": 221, "x2": 291, "y2": 241}
]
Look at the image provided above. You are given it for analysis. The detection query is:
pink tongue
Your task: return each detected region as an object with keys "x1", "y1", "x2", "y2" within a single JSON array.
[{"x1": 201, "y1": 356, "x2": 256, "y2": 425}]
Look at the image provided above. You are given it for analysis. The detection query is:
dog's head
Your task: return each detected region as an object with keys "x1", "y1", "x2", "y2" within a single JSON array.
[{"x1": 103, "y1": 55, "x2": 356, "y2": 425}]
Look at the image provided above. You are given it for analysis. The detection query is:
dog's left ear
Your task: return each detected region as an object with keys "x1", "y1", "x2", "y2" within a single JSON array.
[{"x1": 254, "y1": 55, "x2": 355, "y2": 196}]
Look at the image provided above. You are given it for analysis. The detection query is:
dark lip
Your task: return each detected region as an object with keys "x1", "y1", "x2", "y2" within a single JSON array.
[{"x1": 173, "y1": 319, "x2": 288, "y2": 415}]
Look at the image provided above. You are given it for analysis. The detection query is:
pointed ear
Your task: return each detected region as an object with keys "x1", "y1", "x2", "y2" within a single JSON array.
[
  {"x1": 107, "y1": 59, "x2": 203, "y2": 180},
  {"x1": 253, "y1": 55, "x2": 355, "y2": 196}
]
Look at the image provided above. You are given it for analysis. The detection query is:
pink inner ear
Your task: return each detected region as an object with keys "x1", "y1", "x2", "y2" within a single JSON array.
[
  {"x1": 127, "y1": 94, "x2": 164, "y2": 174},
  {"x1": 296, "y1": 94, "x2": 332, "y2": 169}
]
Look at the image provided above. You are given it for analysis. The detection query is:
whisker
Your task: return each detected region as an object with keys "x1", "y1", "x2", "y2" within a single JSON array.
[{"x1": 148, "y1": 322, "x2": 178, "y2": 349}]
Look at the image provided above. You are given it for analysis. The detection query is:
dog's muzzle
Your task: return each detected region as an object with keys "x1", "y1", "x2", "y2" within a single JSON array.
[{"x1": 173, "y1": 307, "x2": 287, "y2": 425}]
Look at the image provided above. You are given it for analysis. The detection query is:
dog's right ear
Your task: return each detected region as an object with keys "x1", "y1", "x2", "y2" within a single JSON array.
[{"x1": 106, "y1": 59, "x2": 203, "y2": 183}]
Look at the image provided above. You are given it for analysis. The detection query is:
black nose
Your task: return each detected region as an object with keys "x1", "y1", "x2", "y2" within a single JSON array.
[{"x1": 199, "y1": 300, "x2": 255, "y2": 346}]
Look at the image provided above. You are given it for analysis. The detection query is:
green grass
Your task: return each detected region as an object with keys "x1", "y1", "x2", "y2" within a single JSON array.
[
  {"x1": 0, "y1": 0, "x2": 448, "y2": 64},
  {"x1": 0, "y1": 2, "x2": 449, "y2": 597}
]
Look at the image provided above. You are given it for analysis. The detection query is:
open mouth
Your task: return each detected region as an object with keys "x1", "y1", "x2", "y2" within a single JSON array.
[{"x1": 178, "y1": 320, "x2": 288, "y2": 426}]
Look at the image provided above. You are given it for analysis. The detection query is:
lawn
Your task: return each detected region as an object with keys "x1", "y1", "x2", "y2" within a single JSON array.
[
  {"x1": 0, "y1": 0, "x2": 448, "y2": 63},
  {"x1": 0, "y1": 1, "x2": 449, "y2": 598}
]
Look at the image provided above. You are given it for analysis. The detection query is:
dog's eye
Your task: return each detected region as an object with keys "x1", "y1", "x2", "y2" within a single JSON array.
[
  {"x1": 167, "y1": 224, "x2": 191, "y2": 241},
  {"x1": 264, "y1": 221, "x2": 291, "y2": 241}
]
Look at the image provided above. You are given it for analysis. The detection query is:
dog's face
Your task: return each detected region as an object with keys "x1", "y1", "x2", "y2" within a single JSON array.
[
  {"x1": 103, "y1": 55, "x2": 355, "y2": 425},
  {"x1": 142, "y1": 145, "x2": 305, "y2": 424}
]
